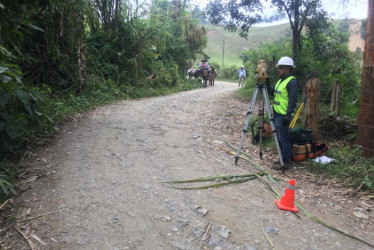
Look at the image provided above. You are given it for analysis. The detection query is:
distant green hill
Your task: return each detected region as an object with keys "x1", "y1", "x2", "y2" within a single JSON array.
[
  {"x1": 204, "y1": 23, "x2": 290, "y2": 67},
  {"x1": 203, "y1": 19, "x2": 364, "y2": 68}
]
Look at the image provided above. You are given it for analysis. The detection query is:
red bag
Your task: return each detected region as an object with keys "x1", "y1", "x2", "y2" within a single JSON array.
[{"x1": 291, "y1": 142, "x2": 328, "y2": 162}]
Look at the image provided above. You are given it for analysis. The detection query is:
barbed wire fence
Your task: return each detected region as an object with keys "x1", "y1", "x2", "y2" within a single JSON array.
[{"x1": 299, "y1": 78, "x2": 374, "y2": 154}]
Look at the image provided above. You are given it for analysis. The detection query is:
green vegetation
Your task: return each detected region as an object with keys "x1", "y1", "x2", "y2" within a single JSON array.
[
  {"x1": 0, "y1": 45, "x2": 54, "y2": 155},
  {"x1": 0, "y1": 0, "x2": 370, "y2": 199},
  {"x1": 231, "y1": 20, "x2": 371, "y2": 192},
  {"x1": 203, "y1": 24, "x2": 290, "y2": 67},
  {"x1": 203, "y1": 19, "x2": 364, "y2": 82},
  {"x1": 0, "y1": 0, "x2": 206, "y2": 153},
  {"x1": 45, "y1": 78, "x2": 201, "y2": 125},
  {"x1": 206, "y1": 0, "x2": 330, "y2": 59},
  {"x1": 0, "y1": 0, "x2": 206, "y2": 198},
  {"x1": 239, "y1": 26, "x2": 362, "y2": 108},
  {"x1": 309, "y1": 146, "x2": 374, "y2": 192},
  {"x1": 0, "y1": 172, "x2": 16, "y2": 198}
]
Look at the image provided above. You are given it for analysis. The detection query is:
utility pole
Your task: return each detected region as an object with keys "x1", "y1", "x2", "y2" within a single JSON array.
[{"x1": 222, "y1": 40, "x2": 225, "y2": 68}]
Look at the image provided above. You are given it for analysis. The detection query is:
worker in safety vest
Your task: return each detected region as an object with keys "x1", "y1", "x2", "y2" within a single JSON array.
[{"x1": 267, "y1": 56, "x2": 298, "y2": 170}]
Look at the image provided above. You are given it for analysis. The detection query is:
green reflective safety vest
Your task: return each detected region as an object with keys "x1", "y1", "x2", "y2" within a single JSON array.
[{"x1": 273, "y1": 76, "x2": 295, "y2": 115}]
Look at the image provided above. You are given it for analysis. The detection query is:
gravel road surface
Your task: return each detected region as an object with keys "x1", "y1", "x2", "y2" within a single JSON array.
[{"x1": 2, "y1": 81, "x2": 373, "y2": 250}]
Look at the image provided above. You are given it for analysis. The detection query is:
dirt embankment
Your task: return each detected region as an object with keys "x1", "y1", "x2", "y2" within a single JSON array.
[{"x1": 348, "y1": 20, "x2": 365, "y2": 51}]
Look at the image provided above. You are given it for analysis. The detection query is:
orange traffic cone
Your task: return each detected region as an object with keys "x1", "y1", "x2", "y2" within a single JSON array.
[{"x1": 275, "y1": 179, "x2": 298, "y2": 212}]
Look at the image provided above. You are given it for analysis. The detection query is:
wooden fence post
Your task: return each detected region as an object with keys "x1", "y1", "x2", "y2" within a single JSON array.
[
  {"x1": 307, "y1": 78, "x2": 320, "y2": 141},
  {"x1": 335, "y1": 82, "x2": 341, "y2": 117},
  {"x1": 330, "y1": 80, "x2": 337, "y2": 112}
]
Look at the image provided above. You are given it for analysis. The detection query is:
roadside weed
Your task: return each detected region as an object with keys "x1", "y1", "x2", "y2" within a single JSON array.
[{"x1": 308, "y1": 146, "x2": 374, "y2": 192}]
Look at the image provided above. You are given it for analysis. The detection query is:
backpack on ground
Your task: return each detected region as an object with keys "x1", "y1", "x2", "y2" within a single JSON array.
[
  {"x1": 289, "y1": 127, "x2": 328, "y2": 162},
  {"x1": 251, "y1": 120, "x2": 273, "y2": 144},
  {"x1": 290, "y1": 127, "x2": 314, "y2": 144}
]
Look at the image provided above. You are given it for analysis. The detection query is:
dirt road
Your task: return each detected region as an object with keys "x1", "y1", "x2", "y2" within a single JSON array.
[{"x1": 3, "y1": 81, "x2": 374, "y2": 249}]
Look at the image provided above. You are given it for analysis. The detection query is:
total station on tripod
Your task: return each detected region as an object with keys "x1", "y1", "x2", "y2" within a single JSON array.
[
  {"x1": 235, "y1": 59, "x2": 286, "y2": 172},
  {"x1": 255, "y1": 60, "x2": 268, "y2": 84}
]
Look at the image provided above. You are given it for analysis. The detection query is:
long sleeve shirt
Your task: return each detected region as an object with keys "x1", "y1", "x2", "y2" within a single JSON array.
[
  {"x1": 238, "y1": 69, "x2": 246, "y2": 78},
  {"x1": 269, "y1": 75, "x2": 298, "y2": 117}
]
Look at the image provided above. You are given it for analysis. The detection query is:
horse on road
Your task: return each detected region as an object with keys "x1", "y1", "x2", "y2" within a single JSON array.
[
  {"x1": 209, "y1": 68, "x2": 217, "y2": 86},
  {"x1": 201, "y1": 69, "x2": 209, "y2": 87}
]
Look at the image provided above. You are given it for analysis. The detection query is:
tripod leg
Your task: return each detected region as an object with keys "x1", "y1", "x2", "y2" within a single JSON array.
[
  {"x1": 235, "y1": 87, "x2": 259, "y2": 165},
  {"x1": 258, "y1": 90, "x2": 264, "y2": 159},
  {"x1": 262, "y1": 88, "x2": 286, "y2": 173}
]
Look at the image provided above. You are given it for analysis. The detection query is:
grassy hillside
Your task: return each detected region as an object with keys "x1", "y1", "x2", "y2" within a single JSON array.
[
  {"x1": 203, "y1": 23, "x2": 290, "y2": 67},
  {"x1": 203, "y1": 19, "x2": 364, "y2": 68}
]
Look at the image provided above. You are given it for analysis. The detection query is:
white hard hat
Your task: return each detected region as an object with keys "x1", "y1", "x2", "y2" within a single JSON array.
[
  {"x1": 276, "y1": 56, "x2": 294, "y2": 67},
  {"x1": 241, "y1": 65, "x2": 244, "y2": 68}
]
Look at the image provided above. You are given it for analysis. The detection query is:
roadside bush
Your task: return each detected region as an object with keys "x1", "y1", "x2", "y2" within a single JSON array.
[
  {"x1": 219, "y1": 65, "x2": 238, "y2": 79},
  {"x1": 44, "y1": 75, "x2": 128, "y2": 124},
  {"x1": 148, "y1": 61, "x2": 180, "y2": 88},
  {"x1": 0, "y1": 45, "x2": 54, "y2": 157},
  {"x1": 0, "y1": 162, "x2": 17, "y2": 199},
  {"x1": 209, "y1": 62, "x2": 221, "y2": 71},
  {"x1": 180, "y1": 78, "x2": 201, "y2": 91},
  {"x1": 85, "y1": 33, "x2": 120, "y2": 81},
  {"x1": 297, "y1": 27, "x2": 361, "y2": 102}
]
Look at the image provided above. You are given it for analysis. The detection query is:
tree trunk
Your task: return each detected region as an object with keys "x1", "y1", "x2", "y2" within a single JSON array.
[
  {"x1": 291, "y1": 0, "x2": 301, "y2": 59},
  {"x1": 292, "y1": 28, "x2": 299, "y2": 59},
  {"x1": 115, "y1": 0, "x2": 120, "y2": 34},
  {"x1": 356, "y1": 0, "x2": 374, "y2": 157}
]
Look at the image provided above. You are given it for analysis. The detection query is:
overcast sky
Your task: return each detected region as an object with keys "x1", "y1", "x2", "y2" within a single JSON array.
[
  {"x1": 324, "y1": 0, "x2": 367, "y2": 19},
  {"x1": 192, "y1": 0, "x2": 368, "y2": 26}
]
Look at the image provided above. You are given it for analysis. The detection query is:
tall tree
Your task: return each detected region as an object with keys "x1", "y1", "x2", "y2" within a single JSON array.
[
  {"x1": 356, "y1": 0, "x2": 374, "y2": 157},
  {"x1": 206, "y1": 0, "x2": 328, "y2": 59}
]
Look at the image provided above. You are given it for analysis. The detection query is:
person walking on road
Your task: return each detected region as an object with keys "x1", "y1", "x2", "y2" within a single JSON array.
[
  {"x1": 267, "y1": 56, "x2": 298, "y2": 170},
  {"x1": 238, "y1": 65, "x2": 246, "y2": 87}
]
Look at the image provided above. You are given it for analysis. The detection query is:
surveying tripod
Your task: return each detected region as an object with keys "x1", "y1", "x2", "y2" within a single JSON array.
[{"x1": 234, "y1": 78, "x2": 286, "y2": 172}]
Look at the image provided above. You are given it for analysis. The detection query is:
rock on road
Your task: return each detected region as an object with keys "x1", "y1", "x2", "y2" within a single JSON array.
[{"x1": 8, "y1": 81, "x2": 374, "y2": 250}]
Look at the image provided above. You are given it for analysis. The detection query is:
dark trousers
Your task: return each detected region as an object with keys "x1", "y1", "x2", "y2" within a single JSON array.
[{"x1": 274, "y1": 111, "x2": 291, "y2": 163}]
